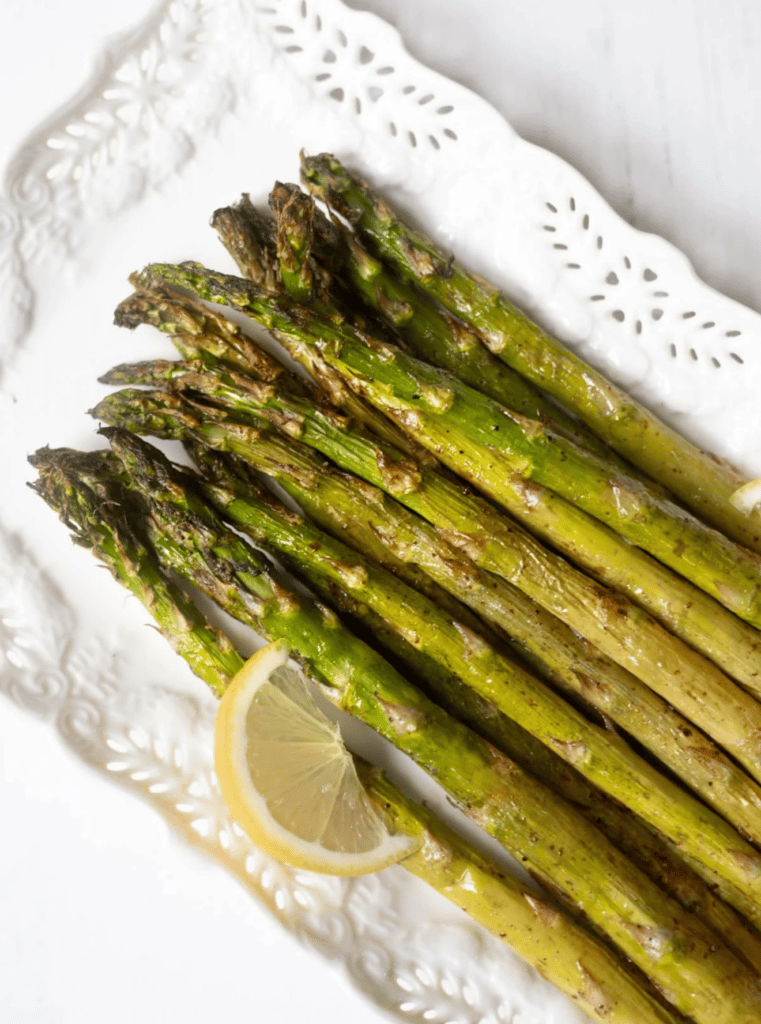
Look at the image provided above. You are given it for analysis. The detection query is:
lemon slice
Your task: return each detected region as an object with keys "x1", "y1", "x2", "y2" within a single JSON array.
[{"x1": 214, "y1": 639, "x2": 419, "y2": 875}]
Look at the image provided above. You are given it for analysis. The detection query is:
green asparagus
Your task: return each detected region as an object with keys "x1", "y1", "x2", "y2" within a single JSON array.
[
  {"x1": 78, "y1": 430, "x2": 761, "y2": 1020},
  {"x1": 30, "y1": 441, "x2": 695, "y2": 1024},
  {"x1": 358, "y1": 763, "x2": 684, "y2": 1024}
]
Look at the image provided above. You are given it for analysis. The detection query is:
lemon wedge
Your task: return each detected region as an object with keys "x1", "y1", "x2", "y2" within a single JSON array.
[{"x1": 214, "y1": 639, "x2": 419, "y2": 875}]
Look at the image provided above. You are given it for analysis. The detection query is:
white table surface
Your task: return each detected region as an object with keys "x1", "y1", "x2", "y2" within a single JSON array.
[{"x1": 2, "y1": 1, "x2": 760, "y2": 1021}]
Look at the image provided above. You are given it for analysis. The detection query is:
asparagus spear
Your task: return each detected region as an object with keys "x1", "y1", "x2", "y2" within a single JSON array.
[
  {"x1": 269, "y1": 181, "x2": 319, "y2": 303},
  {"x1": 188, "y1": 439, "x2": 761, "y2": 976},
  {"x1": 366, "y1": 767, "x2": 688, "y2": 1024},
  {"x1": 68, "y1": 429, "x2": 761, "y2": 1021},
  {"x1": 113, "y1": 265, "x2": 761, "y2": 764},
  {"x1": 290, "y1": 300, "x2": 761, "y2": 625},
  {"x1": 99, "y1": 371, "x2": 761, "y2": 827},
  {"x1": 28, "y1": 446, "x2": 690, "y2": 1024},
  {"x1": 358, "y1": 764, "x2": 688, "y2": 1024},
  {"x1": 301, "y1": 152, "x2": 761, "y2": 555}
]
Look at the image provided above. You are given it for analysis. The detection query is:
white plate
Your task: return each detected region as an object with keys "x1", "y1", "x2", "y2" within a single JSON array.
[{"x1": 2, "y1": 2, "x2": 760, "y2": 1022}]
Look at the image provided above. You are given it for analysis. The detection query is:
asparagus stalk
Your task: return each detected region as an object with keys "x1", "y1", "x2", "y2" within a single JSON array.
[
  {"x1": 188, "y1": 439, "x2": 761, "y2": 976},
  {"x1": 28, "y1": 446, "x2": 690, "y2": 1024},
  {"x1": 116, "y1": 275, "x2": 432, "y2": 471},
  {"x1": 75, "y1": 429, "x2": 761, "y2": 1021},
  {"x1": 217, "y1": 193, "x2": 658, "y2": 496},
  {"x1": 299, "y1": 304, "x2": 761, "y2": 625},
  {"x1": 269, "y1": 181, "x2": 319, "y2": 303},
  {"x1": 113, "y1": 266, "x2": 761, "y2": 762},
  {"x1": 301, "y1": 152, "x2": 761, "y2": 555},
  {"x1": 358, "y1": 763, "x2": 688, "y2": 1024}
]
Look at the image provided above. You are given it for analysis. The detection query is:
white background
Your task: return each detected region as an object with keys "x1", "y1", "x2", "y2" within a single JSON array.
[{"x1": 2, "y1": 1, "x2": 760, "y2": 1021}]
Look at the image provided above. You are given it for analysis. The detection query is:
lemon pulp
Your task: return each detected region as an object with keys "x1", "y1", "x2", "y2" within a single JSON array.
[{"x1": 214, "y1": 640, "x2": 419, "y2": 875}]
